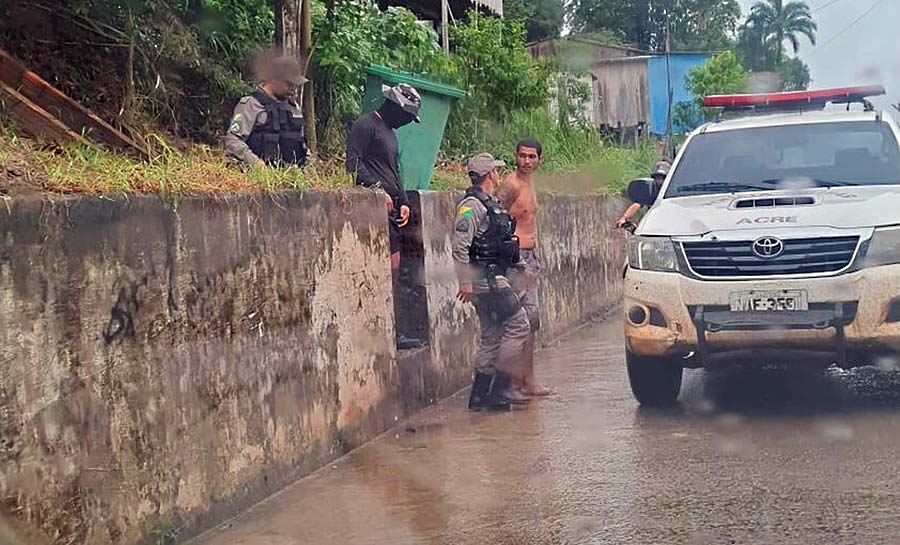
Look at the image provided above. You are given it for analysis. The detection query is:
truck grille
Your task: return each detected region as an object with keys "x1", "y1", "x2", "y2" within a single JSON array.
[{"x1": 681, "y1": 236, "x2": 860, "y2": 277}]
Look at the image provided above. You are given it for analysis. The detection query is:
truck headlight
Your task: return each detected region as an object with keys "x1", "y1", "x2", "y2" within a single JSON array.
[
  {"x1": 627, "y1": 236, "x2": 679, "y2": 272},
  {"x1": 863, "y1": 226, "x2": 900, "y2": 267}
]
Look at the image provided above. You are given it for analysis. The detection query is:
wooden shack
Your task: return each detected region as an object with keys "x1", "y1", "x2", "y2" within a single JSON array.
[{"x1": 592, "y1": 56, "x2": 652, "y2": 132}]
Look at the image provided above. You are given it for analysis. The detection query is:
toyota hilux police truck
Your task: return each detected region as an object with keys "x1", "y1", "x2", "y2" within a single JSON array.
[{"x1": 623, "y1": 86, "x2": 900, "y2": 406}]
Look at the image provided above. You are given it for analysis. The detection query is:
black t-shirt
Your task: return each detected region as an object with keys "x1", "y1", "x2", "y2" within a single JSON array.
[{"x1": 345, "y1": 112, "x2": 408, "y2": 208}]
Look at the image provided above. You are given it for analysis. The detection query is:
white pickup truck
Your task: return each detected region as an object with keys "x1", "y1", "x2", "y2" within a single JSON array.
[{"x1": 623, "y1": 86, "x2": 900, "y2": 406}]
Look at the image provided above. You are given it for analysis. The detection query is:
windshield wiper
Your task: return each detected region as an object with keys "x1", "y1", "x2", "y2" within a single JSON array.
[
  {"x1": 677, "y1": 181, "x2": 772, "y2": 194},
  {"x1": 759, "y1": 178, "x2": 858, "y2": 188}
]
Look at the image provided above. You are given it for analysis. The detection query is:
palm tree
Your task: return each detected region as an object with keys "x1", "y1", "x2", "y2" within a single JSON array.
[{"x1": 743, "y1": 0, "x2": 817, "y2": 67}]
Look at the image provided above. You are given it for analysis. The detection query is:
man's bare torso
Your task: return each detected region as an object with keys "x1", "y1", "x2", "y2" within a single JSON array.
[{"x1": 500, "y1": 172, "x2": 538, "y2": 250}]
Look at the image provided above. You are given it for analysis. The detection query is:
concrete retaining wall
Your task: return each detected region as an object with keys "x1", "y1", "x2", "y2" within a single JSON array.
[
  {"x1": 537, "y1": 194, "x2": 628, "y2": 343},
  {"x1": 0, "y1": 190, "x2": 625, "y2": 544}
]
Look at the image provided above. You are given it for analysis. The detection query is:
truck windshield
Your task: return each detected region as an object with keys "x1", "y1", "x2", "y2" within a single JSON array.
[{"x1": 665, "y1": 121, "x2": 900, "y2": 197}]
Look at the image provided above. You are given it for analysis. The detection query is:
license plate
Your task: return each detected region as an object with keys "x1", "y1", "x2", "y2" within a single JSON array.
[{"x1": 729, "y1": 290, "x2": 808, "y2": 312}]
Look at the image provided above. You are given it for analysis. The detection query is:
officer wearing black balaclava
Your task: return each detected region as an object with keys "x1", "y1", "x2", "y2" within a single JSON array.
[
  {"x1": 346, "y1": 83, "x2": 423, "y2": 349},
  {"x1": 225, "y1": 56, "x2": 309, "y2": 167}
]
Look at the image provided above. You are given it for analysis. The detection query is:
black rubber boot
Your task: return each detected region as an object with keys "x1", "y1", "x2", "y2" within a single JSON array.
[{"x1": 468, "y1": 372, "x2": 494, "y2": 412}]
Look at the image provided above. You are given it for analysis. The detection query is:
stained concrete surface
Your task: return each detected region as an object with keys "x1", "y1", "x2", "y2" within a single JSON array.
[
  {"x1": 0, "y1": 191, "x2": 625, "y2": 543},
  {"x1": 194, "y1": 316, "x2": 900, "y2": 545}
]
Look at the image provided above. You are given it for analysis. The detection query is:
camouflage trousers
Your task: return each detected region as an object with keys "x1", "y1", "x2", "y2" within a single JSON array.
[{"x1": 472, "y1": 288, "x2": 530, "y2": 378}]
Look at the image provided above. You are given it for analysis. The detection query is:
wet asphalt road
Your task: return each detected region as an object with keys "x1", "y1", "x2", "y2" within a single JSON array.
[{"x1": 193, "y1": 316, "x2": 900, "y2": 545}]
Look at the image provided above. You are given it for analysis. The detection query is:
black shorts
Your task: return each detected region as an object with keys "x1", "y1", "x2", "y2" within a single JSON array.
[{"x1": 389, "y1": 221, "x2": 401, "y2": 254}]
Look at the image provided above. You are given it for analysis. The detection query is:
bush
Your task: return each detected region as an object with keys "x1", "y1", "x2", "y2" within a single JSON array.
[
  {"x1": 442, "y1": 108, "x2": 656, "y2": 194},
  {"x1": 674, "y1": 51, "x2": 749, "y2": 132},
  {"x1": 310, "y1": 2, "x2": 455, "y2": 151}
]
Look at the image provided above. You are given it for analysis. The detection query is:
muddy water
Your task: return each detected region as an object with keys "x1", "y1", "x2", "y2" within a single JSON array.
[{"x1": 193, "y1": 317, "x2": 900, "y2": 545}]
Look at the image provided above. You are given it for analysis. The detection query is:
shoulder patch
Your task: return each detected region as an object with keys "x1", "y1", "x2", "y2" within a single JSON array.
[
  {"x1": 455, "y1": 219, "x2": 471, "y2": 232},
  {"x1": 458, "y1": 206, "x2": 474, "y2": 219}
]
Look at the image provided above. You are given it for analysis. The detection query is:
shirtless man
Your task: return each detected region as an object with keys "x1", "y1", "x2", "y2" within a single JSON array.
[{"x1": 498, "y1": 138, "x2": 552, "y2": 397}]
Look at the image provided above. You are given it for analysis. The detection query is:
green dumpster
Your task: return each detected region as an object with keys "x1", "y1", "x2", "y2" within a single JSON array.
[{"x1": 363, "y1": 65, "x2": 466, "y2": 190}]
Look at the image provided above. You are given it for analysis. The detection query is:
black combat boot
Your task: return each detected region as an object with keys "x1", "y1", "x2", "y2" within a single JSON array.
[
  {"x1": 468, "y1": 372, "x2": 493, "y2": 411},
  {"x1": 469, "y1": 372, "x2": 511, "y2": 412},
  {"x1": 493, "y1": 372, "x2": 530, "y2": 406}
]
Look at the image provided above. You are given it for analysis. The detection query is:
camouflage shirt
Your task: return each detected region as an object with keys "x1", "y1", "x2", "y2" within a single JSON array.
[
  {"x1": 224, "y1": 92, "x2": 304, "y2": 165},
  {"x1": 451, "y1": 194, "x2": 518, "y2": 294}
]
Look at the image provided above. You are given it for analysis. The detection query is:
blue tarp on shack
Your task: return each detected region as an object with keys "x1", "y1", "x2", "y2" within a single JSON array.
[{"x1": 647, "y1": 53, "x2": 711, "y2": 135}]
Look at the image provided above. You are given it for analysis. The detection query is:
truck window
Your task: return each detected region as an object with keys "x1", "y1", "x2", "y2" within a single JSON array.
[{"x1": 666, "y1": 121, "x2": 900, "y2": 197}]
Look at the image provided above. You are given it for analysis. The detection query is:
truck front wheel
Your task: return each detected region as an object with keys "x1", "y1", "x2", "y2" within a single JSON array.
[{"x1": 626, "y1": 350, "x2": 683, "y2": 406}]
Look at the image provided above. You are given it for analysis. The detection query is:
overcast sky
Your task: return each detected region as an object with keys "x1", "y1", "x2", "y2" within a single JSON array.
[{"x1": 737, "y1": 0, "x2": 900, "y2": 114}]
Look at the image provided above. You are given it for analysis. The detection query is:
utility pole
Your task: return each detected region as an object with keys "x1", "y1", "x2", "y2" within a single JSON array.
[
  {"x1": 300, "y1": 0, "x2": 317, "y2": 155},
  {"x1": 664, "y1": 9, "x2": 674, "y2": 160},
  {"x1": 441, "y1": 0, "x2": 450, "y2": 55},
  {"x1": 274, "y1": 0, "x2": 317, "y2": 155}
]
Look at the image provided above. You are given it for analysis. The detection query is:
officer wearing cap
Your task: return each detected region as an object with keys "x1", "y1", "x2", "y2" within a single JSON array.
[
  {"x1": 346, "y1": 82, "x2": 422, "y2": 252},
  {"x1": 346, "y1": 83, "x2": 423, "y2": 349},
  {"x1": 616, "y1": 160, "x2": 671, "y2": 228},
  {"x1": 453, "y1": 153, "x2": 531, "y2": 412},
  {"x1": 225, "y1": 56, "x2": 309, "y2": 167}
]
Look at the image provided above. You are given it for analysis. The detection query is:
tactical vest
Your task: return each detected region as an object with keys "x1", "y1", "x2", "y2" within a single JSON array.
[
  {"x1": 246, "y1": 90, "x2": 307, "y2": 166},
  {"x1": 465, "y1": 186, "x2": 520, "y2": 272}
]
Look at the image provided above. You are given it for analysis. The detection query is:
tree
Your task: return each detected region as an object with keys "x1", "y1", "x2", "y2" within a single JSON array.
[
  {"x1": 275, "y1": 0, "x2": 317, "y2": 152},
  {"x1": 740, "y1": 0, "x2": 816, "y2": 70},
  {"x1": 686, "y1": 51, "x2": 748, "y2": 99},
  {"x1": 778, "y1": 57, "x2": 810, "y2": 91},
  {"x1": 565, "y1": 0, "x2": 740, "y2": 52},
  {"x1": 674, "y1": 51, "x2": 749, "y2": 131},
  {"x1": 505, "y1": 0, "x2": 564, "y2": 42},
  {"x1": 667, "y1": 0, "x2": 742, "y2": 52}
]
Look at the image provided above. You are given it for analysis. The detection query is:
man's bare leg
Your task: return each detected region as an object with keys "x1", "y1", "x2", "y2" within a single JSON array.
[
  {"x1": 391, "y1": 251, "x2": 400, "y2": 274},
  {"x1": 522, "y1": 334, "x2": 552, "y2": 396}
]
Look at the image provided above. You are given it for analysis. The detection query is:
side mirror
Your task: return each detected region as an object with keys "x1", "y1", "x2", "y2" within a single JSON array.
[{"x1": 627, "y1": 178, "x2": 656, "y2": 206}]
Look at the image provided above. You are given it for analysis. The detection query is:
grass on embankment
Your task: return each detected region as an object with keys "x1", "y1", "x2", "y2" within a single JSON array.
[
  {"x1": 443, "y1": 109, "x2": 659, "y2": 195},
  {"x1": 0, "y1": 122, "x2": 656, "y2": 197},
  {"x1": 0, "y1": 128, "x2": 353, "y2": 195}
]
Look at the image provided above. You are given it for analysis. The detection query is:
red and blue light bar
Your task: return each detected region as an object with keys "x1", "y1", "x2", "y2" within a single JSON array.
[{"x1": 703, "y1": 85, "x2": 886, "y2": 110}]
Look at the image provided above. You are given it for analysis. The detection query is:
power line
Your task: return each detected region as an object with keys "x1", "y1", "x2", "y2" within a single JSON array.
[
  {"x1": 802, "y1": 0, "x2": 887, "y2": 60},
  {"x1": 810, "y1": 0, "x2": 845, "y2": 13}
]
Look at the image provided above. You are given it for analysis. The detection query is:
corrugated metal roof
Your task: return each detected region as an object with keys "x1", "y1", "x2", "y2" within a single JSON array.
[{"x1": 595, "y1": 56, "x2": 655, "y2": 64}]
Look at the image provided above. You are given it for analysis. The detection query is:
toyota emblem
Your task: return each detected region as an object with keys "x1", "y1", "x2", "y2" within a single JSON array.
[{"x1": 752, "y1": 237, "x2": 784, "y2": 258}]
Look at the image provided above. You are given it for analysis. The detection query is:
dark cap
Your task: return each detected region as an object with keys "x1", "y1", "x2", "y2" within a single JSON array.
[
  {"x1": 382, "y1": 83, "x2": 422, "y2": 123},
  {"x1": 652, "y1": 161, "x2": 671, "y2": 178},
  {"x1": 467, "y1": 153, "x2": 505, "y2": 176}
]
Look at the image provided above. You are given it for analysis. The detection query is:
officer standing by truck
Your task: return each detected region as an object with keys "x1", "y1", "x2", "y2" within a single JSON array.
[
  {"x1": 453, "y1": 153, "x2": 531, "y2": 411},
  {"x1": 616, "y1": 160, "x2": 670, "y2": 227},
  {"x1": 225, "y1": 56, "x2": 309, "y2": 167}
]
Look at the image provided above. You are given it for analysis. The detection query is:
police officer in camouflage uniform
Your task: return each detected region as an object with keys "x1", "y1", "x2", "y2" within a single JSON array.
[
  {"x1": 225, "y1": 56, "x2": 309, "y2": 167},
  {"x1": 452, "y1": 153, "x2": 531, "y2": 412}
]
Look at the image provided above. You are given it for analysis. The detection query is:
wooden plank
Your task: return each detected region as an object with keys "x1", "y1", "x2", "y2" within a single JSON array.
[
  {"x1": 0, "y1": 81, "x2": 89, "y2": 146},
  {"x1": 0, "y1": 48, "x2": 149, "y2": 159}
]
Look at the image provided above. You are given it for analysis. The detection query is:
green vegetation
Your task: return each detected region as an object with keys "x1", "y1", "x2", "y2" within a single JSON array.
[
  {"x1": 0, "y1": 128, "x2": 351, "y2": 195},
  {"x1": 0, "y1": 0, "x2": 665, "y2": 197},
  {"x1": 310, "y1": 2, "x2": 456, "y2": 150},
  {"x1": 736, "y1": 0, "x2": 815, "y2": 92},
  {"x1": 739, "y1": 0, "x2": 817, "y2": 71},
  {"x1": 778, "y1": 57, "x2": 812, "y2": 91},
  {"x1": 503, "y1": 0, "x2": 565, "y2": 42},
  {"x1": 565, "y1": 0, "x2": 741, "y2": 52},
  {"x1": 673, "y1": 51, "x2": 749, "y2": 132},
  {"x1": 143, "y1": 520, "x2": 177, "y2": 545}
]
